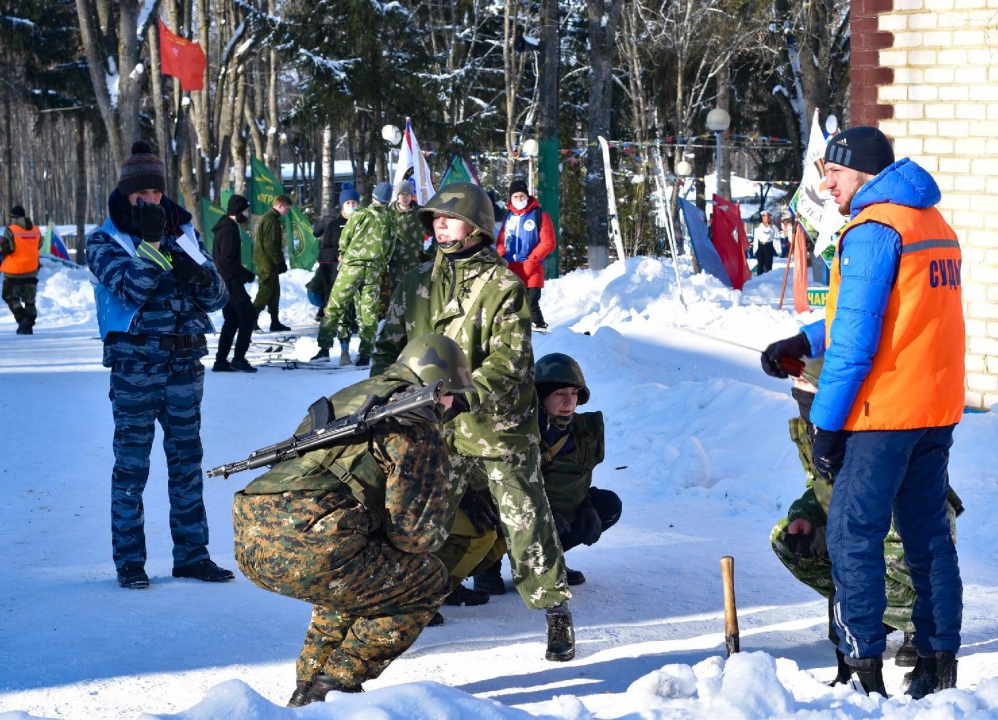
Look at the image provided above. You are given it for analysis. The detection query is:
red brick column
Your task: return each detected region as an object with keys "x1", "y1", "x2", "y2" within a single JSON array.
[{"x1": 850, "y1": 0, "x2": 896, "y2": 125}]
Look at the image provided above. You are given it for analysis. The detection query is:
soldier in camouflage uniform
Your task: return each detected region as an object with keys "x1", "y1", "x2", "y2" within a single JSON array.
[
  {"x1": 88, "y1": 141, "x2": 233, "y2": 590},
  {"x1": 379, "y1": 180, "x2": 426, "y2": 317},
  {"x1": 232, "y1": 334, "x2": 475, "y2": 706},
  {"x1": 371, "y1": 182, "x2": 575, "y2": 662},
  {"x1": 313, "y1": 182, "x2": 395, "y2": 367},
  {"x1": 770, "y1": 358, "x2": 962, "y2": 677},
  {"x1": 252, "y1": 195, "x2": 292, "y2": 332}
]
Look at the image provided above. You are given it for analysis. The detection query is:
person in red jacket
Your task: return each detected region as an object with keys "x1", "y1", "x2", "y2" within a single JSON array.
[{"x1": 496, "y1": 179, "x2": 556, "y2": 331}]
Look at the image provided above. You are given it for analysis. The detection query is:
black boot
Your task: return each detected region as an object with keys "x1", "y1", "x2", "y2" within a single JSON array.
[
  {"x1": 894, "y1": 633, "x2": 917, "y2": 668},
  {"x1": 355, "y1": 355, "x2": 371, "y2": 367},
  {"x1": 472, "y1": 560, "x2": 506, "y2": 595},
  {"x1": 230, "y1": 358, "x2": 258, "y2": 373},
  {"x1": 303, "y1": 674, "x2": 363, "y2": 703},
  {"x1": 17, "y1": 318, "x2": 32, "y2": 335},
  {"x1": 287, "y1": 680, "x2": 313, "y2": 707},
  {"x1": 253, "y1": 310, "x2": 263, "y2": 333},
  {"x1": 270, "y1": 320, "x2": 292, "y2": 332},
  {"x1": 828, "y1": 649, "x2": 852, "y2": 686},
  {"x1": 427, "y1": 611, "x2": 445, "y2": 627},
  {"x1": 905, "y1": 651, "x2": 957, "y2": 700},
  {"x1": 566, "y1": 568, "x2": 586, "y2": 586},
  {"x1": 848, "y1": 657, "x2": 887, "y2": 697},
  {"x1": 172, "y1": 558, "x2": 235, "y2": 582},
  {"x1": 117, "y1": 564, "x2": 150, "y2": 590},
  {"x1": 443, "y1": 583, "x2": 490, "y2": 606},
  {"x1": 545, "y1": 604, "x2": 575, "y2": 661},
  {"x1": 212, "y1": 358, "x2": 234, "y2": 372}
]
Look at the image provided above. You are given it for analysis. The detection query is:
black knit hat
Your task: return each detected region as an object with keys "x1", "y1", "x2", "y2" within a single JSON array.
[
  {"x1": 824, "y1": 127, "x2": 895, "y2": 176},
  {"x1": 508, "y1": 178, "x2": 528, "y2": 198},
  {"x1": 226, "y1": 194, "x2": 250, "y2": 216},
  {"x1": 118, "y1": 141, "x2": 167, "y2": 196},
  {"x1": 10, "y1": 205, "x2": 25, "y2": 218}
]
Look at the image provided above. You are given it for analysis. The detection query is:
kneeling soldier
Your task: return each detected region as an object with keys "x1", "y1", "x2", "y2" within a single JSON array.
[{"x1": 232, "y1": 334, "x2": 474, "y2": 706}]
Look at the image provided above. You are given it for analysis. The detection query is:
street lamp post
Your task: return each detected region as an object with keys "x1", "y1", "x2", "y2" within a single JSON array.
[
  {"x1": 382, "y1": 124, "x2": 402, "y2": 181},
  {"x1": 522, "y1": 138, "x2": 539, "y2": 195},
  {"x1": 705, "y1": 108, "x2": 730, "y2": 199}
]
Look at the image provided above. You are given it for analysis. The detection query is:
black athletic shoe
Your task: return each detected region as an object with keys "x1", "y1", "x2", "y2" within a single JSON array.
[
  {"x1": 270, "y1": 321, "x2": 292, "y2": 332},
  {"x1": 212, "y1": 359, "x2": 234, "y2": 372},
  {"x1": 117, "y1": 565, "x2": 150, "y2": 590},
  {"x1": 229, "y1": 358, "x2": 258, "y2": 373},
  {"x1": 545, "y1": 606, "x2": 575, "y2": 661},
  {"x1": 472, "y1": 560, "x2": 506, "y2": 595},
  {"x1": 427, "y1": 611, "x2": 445, "y2": 627},
  {"x1": 894, "y1": 633, "x2": 917, "y2": 668},
  {"x1": 304, "y1": 675, "x2": 363, "y2": 703},
  {"x1": 288, "y1": 681, "x2": 313, "y2": 707},
  {"x1": 443, "y1": 584, "x2": 490, "y2": 606},
  {"x1": 172, "y1": 559, "x2": 235, "y2": 583},
  {"x1": 354, "y1": 355, "x2": 371, "y2": 367},
  {"x1": 566, "y1": 568, "x2": 586, "y2": 586}
]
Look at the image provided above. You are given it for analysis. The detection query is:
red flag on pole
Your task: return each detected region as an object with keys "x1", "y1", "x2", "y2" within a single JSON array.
[
  {"x1": 792, "y1": 225, "x2": 811, "y2": 313},
  {"x1": 710, "y1": 195, "x2": 753, "y2": 291},
  {"x1": 159, "y1": 20, "x2": 206, "y2": 91}
]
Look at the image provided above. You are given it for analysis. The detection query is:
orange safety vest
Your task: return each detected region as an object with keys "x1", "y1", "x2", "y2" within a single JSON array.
[
  {"x1": 825, "y1": 203, "x2": 965, "y2": 431},
  {"x1": 1, "y1": 224, "x2": 42, "y2": 275}
]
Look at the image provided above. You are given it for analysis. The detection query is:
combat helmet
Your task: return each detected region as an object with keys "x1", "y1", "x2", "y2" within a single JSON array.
[
  {"x1": 397, "y1": 334, "x2": 476, "y2": 396},
  {"x1": 535, "y1": 353, "x2": 590, "y2": 405},
  {"x1": 418, "y1": 182, "x2": 496, "y2": 242}
]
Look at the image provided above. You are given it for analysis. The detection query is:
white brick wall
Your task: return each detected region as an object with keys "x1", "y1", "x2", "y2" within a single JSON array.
[{"x1": 878, "y1": 2, "x2": 998, "y2": 409}]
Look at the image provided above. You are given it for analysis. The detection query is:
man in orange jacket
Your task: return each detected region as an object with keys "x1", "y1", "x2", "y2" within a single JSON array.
[
  {"x1": 497, "y1": 179, "x2": 556, "y2": 331},
  {"x1": 761, "y1": 127, "x2": 964, "y2": 699},
  {"x1": 1, "y1": 205, "x2": 42, "y2": 335}
]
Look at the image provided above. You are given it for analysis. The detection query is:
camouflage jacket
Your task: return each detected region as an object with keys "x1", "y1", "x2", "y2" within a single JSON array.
[
  {"x1": 372, "y1": 245, "x2": 539, "y2": 458},
  {"x1": 339, "y1": 204, "x2": 392, "y2": 267},
  {"x1": 240, "y1": 364, "x2": 450, "y2": 554},
  {"x1": 387, "y1": 201, "x2": 424, "y2": 280},
  {"x1": 540, "y1": 409, "x2": 605, "y2": 520},
  {"x1": 253, "y1": 208, "x2": 284, "y2": 275}
]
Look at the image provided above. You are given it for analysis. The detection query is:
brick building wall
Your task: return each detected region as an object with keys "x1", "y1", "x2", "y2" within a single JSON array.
[{"x1": 851, "y1": 0, "x2": 998, "y2": 409}]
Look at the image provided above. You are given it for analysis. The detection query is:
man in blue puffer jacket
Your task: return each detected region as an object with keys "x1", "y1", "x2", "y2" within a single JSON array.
[
  {"x1": 762, "y1": 127, "x2": 964, "y2": 698},
  {"x1": 88, "y1": 141, "x2": 234, "y2": 590}
]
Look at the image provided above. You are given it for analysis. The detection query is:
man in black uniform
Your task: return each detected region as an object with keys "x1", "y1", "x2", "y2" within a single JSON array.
[{"x1": 212, "y1": 194, "x2": 258, "y2": 373}]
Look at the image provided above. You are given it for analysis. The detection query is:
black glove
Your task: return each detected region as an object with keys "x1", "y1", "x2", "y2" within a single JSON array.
[
  {"x1": 172, "y1": 253, "x2": 214, "y2": 288},
  {"x1": 577, "y1": 504, "x2": 603, "y2": 546},
  {"x1": 277, "y1": 259, "x2": 289, "y2": 275},
  {"x1": 552, "y1": 510, "x2": 572, "y2": 537},
  {"x1": 761, "y1": 332, "x2": 811, "y2": 379},
  {"x1": 812, "y1": 428, "x2": 847, "y2": 479},
  {"x1": 459, "y1": 488, "x2": 500, "y2": 534},
  {"x1": 785, "y1": 526, "x2": 828, "y2": 560},
  {"x1": 240, "y1": 268, "x2": 256, "y2": 284},
  {"x1": 131, "y1": 197, "x2": 168, "y2": 243}
]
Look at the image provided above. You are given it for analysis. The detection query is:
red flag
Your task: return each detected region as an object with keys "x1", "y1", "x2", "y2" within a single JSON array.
[
  {"x1": 792, "y1": 225, "x2": 811, "y2": 313},
  {"x1": 159, "y1": 20, "x2": 206, "y2": 91},
  {"x1": 710, "y1": 195, "x2": 753, "y2": 291}
]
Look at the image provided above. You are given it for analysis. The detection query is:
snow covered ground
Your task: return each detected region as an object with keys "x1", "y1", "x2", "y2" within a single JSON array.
[{"x1": 1, "y1": 256, "x2": 997, "y2": 720}]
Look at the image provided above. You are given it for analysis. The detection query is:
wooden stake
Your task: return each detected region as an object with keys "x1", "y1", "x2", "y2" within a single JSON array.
[
  {"x1": 721, "y1": 555, "x2": 740, "y2": 656},
  {"x1": 778, "y1": 224, "x2": 797, "y2": 311}
]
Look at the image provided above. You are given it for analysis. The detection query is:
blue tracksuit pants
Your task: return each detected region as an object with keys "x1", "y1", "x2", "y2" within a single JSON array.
[{"x1": 827, "y1": 425, "x2": 961, "y2": 660}]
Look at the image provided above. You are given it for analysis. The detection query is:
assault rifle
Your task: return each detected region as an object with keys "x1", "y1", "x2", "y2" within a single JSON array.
[{"x1": 207, "y1": 380, "x2": 443, "y2": 479}]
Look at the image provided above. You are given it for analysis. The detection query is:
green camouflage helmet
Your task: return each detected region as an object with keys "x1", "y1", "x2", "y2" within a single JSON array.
[
  {"x1": 398, "y1": 333, "x2": 476, "y2": 395},
  {"x1": 418, "y1": 182, "x2": 496, "y2": 242},
  {"x1": 535, "y1": 353, "x2": 590, "y2": 405}
]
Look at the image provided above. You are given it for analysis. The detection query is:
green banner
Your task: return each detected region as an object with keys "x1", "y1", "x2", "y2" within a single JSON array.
[
  {"x1": 250, "y1": 156, "x2": 283, "y2": 217},
  {"x1": 288, "y1": 205, "x2": 318, "y2": 270},
  {"x1": 41, "y1": 221, "x2": 53, "y2": 255},
  {"x1": 199, "y1": 196, "x2": 255, "y2": 273},
  {"x1": 220, "y1": 187, "x2": 233, "y2": 214}
]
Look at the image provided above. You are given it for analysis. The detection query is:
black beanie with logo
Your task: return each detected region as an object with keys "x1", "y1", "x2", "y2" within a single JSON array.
[{"x1": 824, "y1": 126, "x2": 895, "y2": 176}]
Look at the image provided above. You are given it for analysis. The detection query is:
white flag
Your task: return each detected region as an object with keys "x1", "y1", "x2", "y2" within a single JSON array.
[
  {"x1": 793, "y1": 110, "x2": 847, "y2": 258},
  {"x1": 392, "y1": 118, "x2": 435, "y2": 205}
]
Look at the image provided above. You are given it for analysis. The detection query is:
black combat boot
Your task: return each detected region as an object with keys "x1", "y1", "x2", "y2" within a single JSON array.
[
  {"x1": 847, "y1": 656, "x2": 887, "y2": 697},
  {"x1": 270, "y1": 320, "x2": 292, "y2": 332},
  {"x1": 355, "y1": 355, "x2": 371, "y2": 367},
  {"x1": 905, "y1": 651, "x2": 957, "y2": 700},
  {"x1": 229, "y1": 358, "x2": 258, "y2": 373},
  {"x1": 443, "y1": 583, "x2": 490, "y2": 606},
  {"x1": 545, "y1": 603, "x2": 575, "y2": 661},
  {"x1": 17, "y1": 318, "x2": 32, "y2": 335},
  {"x1": 566, "y1": 568, "x2": 586, "y2": 586},
  {"x1": 894, "y1": 633, "x2": 917, "y2": 667},
  {"x1": 287, "y1": 680, "x2": 313, "y2": 707},
  {"x1": 172, "y1": 558, "x2": 235, "y2": 582},
  {"x1": 117, "y1": 564, "x2": 149, "y2": 590},
  {"x1": 303, "y1": 674, "x2": 363, "y2": 703},
  {"x1": 828, "y1": 649, "x2": 852, "y2": 686},
  {"x1": 212, "y1": 358, "x2": 234, "y2": 372},
  {"x1": 472, "y1": 560, "x2": 506, "y2": 595},
  {"x1": 427, "y1": 611, "x2": 445, "y2": 627}
]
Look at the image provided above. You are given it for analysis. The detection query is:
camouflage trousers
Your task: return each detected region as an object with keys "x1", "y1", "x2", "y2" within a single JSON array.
[
  {"x1": 108, "y1": 358, "x2": 209, "y2": 570},
  {"x1": 318, "y1": 262, "x2": 381, "y2": 358},
  {"x1": 434, "y1": 506, "x2": 507, "y2": 581},
  {"x1": 252, "y1": 272, "x2": 280, "y2": 318},
  {"x1": 232, "y1": 490, "x2": 449, "y2": 687},
  {"x1": 449, "y1": 448, "x2": 570, "y2": 609},
  {"x1": 2, "y1": 276, "x2": 38, "y2": 326}
]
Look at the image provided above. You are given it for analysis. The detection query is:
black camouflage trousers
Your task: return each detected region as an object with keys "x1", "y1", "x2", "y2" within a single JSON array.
[
  {"x1": 109, "y1": 359, "x2": 210, "y2": 570},
  {"x1": 2, "y1": 276, "x2": 38, "y2": 326}
]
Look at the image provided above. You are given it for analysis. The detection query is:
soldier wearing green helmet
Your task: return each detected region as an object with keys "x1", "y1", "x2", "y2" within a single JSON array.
[
  {"x1": 232, "y1": 334, "x2": 472, "y2": 707},
  {"x1": 475, "y1": 353, "x2": 621, "y2": 590},
  {"x1": 371, "y1": 182, "x2": 576, "y2": 662}
]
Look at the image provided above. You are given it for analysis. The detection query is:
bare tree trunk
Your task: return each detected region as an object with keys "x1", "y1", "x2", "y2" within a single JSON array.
[
  {"x1": 2, "y1": 86, "x2": 11, "y2": 223},
  {"x1": 716, "y1": 62, "x2": 731, "y2": 200},
  {"x1": 265, "y1": 0, "x2": 280, "y2": 172},
  {"x1": 502, "y1": 0, "x2": 519, "y2": 178},
  {"x1": 148, "y1": 20, "x2": 172, "y2": 194},
  {"x1": 75, "y1": 112, "x2": 88, "y2": 264},
  {"x1": 321, "y1": 122, "x2": 334, "y2": 215}
]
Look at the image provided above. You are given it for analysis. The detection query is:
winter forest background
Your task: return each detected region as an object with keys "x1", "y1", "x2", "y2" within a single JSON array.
[{"x1": 0, "y1": 0, "x2": 848, "y2": 271}]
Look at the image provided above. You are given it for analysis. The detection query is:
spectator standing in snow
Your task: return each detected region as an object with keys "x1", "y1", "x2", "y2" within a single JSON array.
[
  {"x1": 761, "y1": 127, "x2": 964, "y2": 699},
  {"x1": 212, "y1": 194, "x2": 258, "y2": 373},
  {"x1": 310, "y1": 182, "x2": 359, "y2": 321},
  {"x1": 496, "y1": 178, "x2": 556, "y2": 331},
  {"x1": 252, "y1": 194, "x2": 292, "y2": 332},
  {"x1": 1, "y1": 204, "x2": 41, "y2": 334},
  {"x1": 752, "y1": 210, "x2": 780, "y2": 274},
  {"x1": 87, "y1": 141, "x2": 234, "y2": 590},
  {"x1": 780, "y1": 209, "x2": 794, "y2": 258}
]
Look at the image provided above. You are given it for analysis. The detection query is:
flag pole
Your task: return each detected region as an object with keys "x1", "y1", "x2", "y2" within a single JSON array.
[{"x1": 778, "y1": 223, "x2": 798, "y2": 310}]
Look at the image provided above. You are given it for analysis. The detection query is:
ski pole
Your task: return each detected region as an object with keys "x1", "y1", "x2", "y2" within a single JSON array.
[{"x1": 682, "y1": 331, "x2": 810, "y2": 382}]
